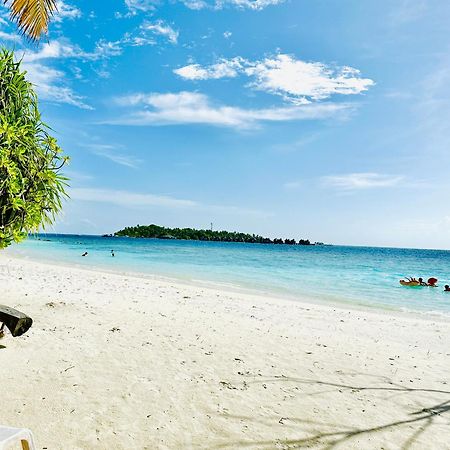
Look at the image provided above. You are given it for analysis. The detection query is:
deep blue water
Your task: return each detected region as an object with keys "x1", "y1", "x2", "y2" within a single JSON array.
[{"x1": 8, "y1": 234, "x2": 450, "y2": 316}]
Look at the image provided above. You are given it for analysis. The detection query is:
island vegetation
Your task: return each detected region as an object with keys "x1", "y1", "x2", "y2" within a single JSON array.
[{"x1": 112, "y1": 224, "x2": 313, "y2": 245}]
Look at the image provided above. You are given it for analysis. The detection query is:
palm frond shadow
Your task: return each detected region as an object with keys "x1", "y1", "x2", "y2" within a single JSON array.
[{"x1": 214, "y1": 376, "x2": 450, "y2": 450}]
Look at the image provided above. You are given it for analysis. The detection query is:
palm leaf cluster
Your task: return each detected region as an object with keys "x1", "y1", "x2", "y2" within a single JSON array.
[
  {"x1": 4, "y1": 0, "x2": 57, "y2": 41},
  {"x1": 0, "y1": 49, "x2": 68, "y2": 248}
]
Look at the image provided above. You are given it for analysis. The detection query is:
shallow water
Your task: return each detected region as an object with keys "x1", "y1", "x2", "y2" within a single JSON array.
[{"x1": 8, "y1": 234, "x2": 450, "y2": 316}]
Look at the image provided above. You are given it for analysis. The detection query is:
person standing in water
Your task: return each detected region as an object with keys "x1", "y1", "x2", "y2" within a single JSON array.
[{"x1": 111, "y1": 250, "x2": 115, "y2": 257}]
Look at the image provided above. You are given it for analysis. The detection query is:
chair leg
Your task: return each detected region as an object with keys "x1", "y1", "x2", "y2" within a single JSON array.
[{"x1": 21, "y1": 439, "x2": 30, "y2": 450}]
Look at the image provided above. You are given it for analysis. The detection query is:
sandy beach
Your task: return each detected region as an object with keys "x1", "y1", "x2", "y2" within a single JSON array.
[{"x1": 0, "y1": 253, "x2": 449, "y2": 449}]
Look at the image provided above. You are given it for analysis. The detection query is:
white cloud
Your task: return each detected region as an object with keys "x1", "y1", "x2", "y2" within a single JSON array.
[
  {"x1": 174, "y1": 58, "x2": 242, "y2": 80},
  {"x1": 215, "y1": 0, "x2": 286, "y2": 9},
  {"x1": 54, "y1": 0, "x2": 82, "y2": 22},
  {"x1": 110, "y1": 91, "x2": 349, "y2": 129},
  {"x1": 70, "y1": 188, "x2": 197, "y2": 208},
  {"x1": 322, "y1": 173, "x2": 404, "y2": 190},
  {"x1": 175, "y1": 54, "x2": 374, "y2": 104},
  {"x1": 23, "y1": 40, "x2": 83, "y2": 62},
  {"x1": 21, "y1": 62, "x2": 91, "y2": 109},
  {"x1": 0, "y1": 30, "x2": 21, "y2": 42},
  {"x1": 181, "y1": 0, "x2": 208, "y2": 9},
  {"x1": 17, "y1": 41, "x2": 93, "y2": 109},
  {"x1": 141, "y1": 20, "x2": 179, "y2": 44},
  {"x1": 124, "y1": 0, "x2": 159, "y2": 14},
  {"x1": 88, "y1": 144, "x2": 142, "y2": 169},
  {"x1": 22, "y1": 39, "x2": 124, "y2": 63},
  {"x1": 246, "y1": 54, "x2": 374, "y2": 104},
  {"x1": 122, "y1": 0, "x2": 284, "y2": 12},
  {"x1": 14, "y1": 33, "x2": 153, "y2": 109}
]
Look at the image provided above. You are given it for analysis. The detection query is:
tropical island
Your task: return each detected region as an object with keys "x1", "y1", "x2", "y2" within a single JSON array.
[{"x1": 111, "y1": 224, "x2": 313, "y2": 245}]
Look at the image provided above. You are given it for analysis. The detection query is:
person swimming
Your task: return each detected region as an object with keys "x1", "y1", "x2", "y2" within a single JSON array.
[
  {"x1": 444, "y1": 285, "x2": 450, "y2": 292},
  {"x1": 82, "y1": 252, "x2": 88, "y2": 256},
  {"x1": 418, "y1": 277, "x2": 427, "y2": 286}
]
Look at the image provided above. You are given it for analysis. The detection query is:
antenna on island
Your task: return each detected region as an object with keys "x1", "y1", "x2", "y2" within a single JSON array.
[{"x1": 210, "y1": 222, "x2": 213, "y2": 232}]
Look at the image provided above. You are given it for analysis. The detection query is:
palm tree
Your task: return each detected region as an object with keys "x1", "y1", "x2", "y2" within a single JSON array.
[
  {"x1": 4, "y1": 0, "x2": 58, "y2": 41},
  {"x1": 0, "y1": 48, "x2": 68, "y2": 248}
]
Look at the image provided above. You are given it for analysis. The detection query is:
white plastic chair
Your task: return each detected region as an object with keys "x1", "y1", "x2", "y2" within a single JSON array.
[{"x1": 0, "y1": 426, "x2": 35, "y2": 450}]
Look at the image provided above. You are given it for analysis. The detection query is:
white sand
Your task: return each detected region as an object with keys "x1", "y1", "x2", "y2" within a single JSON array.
[{"x1": 0, "y1": 254, "x2": 449, "y2": 450}]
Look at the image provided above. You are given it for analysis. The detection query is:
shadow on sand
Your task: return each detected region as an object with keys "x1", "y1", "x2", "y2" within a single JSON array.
[{"x1": 214, "y1": 375, "x2": 450, "y2": 449}]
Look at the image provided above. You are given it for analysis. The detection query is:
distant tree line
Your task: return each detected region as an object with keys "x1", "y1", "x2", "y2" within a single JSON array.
[{"x1": 112, "y1": 224, "x2": 312, "y2": 245}]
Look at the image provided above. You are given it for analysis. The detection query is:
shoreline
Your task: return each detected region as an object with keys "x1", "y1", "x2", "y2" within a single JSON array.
[
  {"x1": 5, "y1": 249, "x2": 450, "y2": 324},
  {"x1": 1, "y1": 253, "x2": 449, "y2": 448}
]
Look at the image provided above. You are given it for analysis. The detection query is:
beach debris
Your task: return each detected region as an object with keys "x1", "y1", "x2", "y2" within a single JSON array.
[
  {"x1": 219, "y1": 381, "x2": 238, "y2": 390},
  {"x1": 0, "y1": 304, "x2": 32, "y2": 337},
  {"x1": 61, "y1": 365, "x2": 75, "y2": 374},
  {"x1": 109, "y1": 327, "x2": 120, "y2": 332}
]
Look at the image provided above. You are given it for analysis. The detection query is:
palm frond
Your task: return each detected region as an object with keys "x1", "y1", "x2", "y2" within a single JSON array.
[{"x1": 5, "y1": 0, "x2": 58, "y2": 41}]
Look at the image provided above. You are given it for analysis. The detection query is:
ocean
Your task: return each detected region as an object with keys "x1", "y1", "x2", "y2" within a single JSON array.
[{"x1": 7, "y1": 234, "x2": 450, "y2": 317}]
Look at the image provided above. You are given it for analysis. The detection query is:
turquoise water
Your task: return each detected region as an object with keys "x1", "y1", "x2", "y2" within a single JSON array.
[{"x1": 8, "y1": 234, "x2": 450, "y2": 316}]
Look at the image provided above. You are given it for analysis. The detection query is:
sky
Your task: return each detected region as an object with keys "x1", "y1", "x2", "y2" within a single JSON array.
[{"x1": 1, "y1": 0, "x2": 450, "y2": 248}]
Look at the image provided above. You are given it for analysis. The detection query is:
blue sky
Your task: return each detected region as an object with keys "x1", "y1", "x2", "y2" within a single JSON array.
[{"x1": 1, "y1": 0, "x2": 450, "y2": 248}]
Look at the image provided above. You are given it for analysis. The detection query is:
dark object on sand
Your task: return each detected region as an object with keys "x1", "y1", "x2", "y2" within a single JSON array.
[{"x1": 0, "y1": 305, "x2": 33, "y2": 337}]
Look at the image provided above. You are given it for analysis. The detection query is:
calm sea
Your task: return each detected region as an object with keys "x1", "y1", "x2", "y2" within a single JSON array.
[{"x1": 7, "y1": 234, "x2": 450, "y2": 317}]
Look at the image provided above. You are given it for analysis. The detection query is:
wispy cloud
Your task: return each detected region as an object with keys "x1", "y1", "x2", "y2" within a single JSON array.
[
  {"x1": 175, "y1": 54, "x2": 374, "y2": 104},
  {"x1": 16, "y1": 35, "x2": 154, "y2": 109},
  {"x1": 21, "y1": 61, "x2": 91, "y2": 109},
  {"x1": 122, "y1": 0, "x2": 285, "y2": 12},
  {"x1": 69, "y1": 187, "x2": 270, "y2": 217},
  {"x1": 70, "y1": 187, "x2": 198, "y2": 208},
  {"x1": 63, "y1": 170, "x2": 94, "y2": 183},
  {"x1": 54, "y1": 0, "x2": 82, "y2": 22},
  {"x1": 88, "y1": 144, "x2": 142, "y2": 168},
  {"x1": 123, "y1": 0, "x2": 159, "y2": 14},
  {"x1": 214, "y1": 0, "x2": 286, "y2": 10},
  {"x1": 140, "y1": 20, "x2": 179, "y2": 44},
  {"x1": 22, "y1": 39, "x2": 124, "y2": 63},
  {"x1": 109, "y1": 91, "x2": 349, "y2": 129},
  {"x1": 0, "y1": 29, "x2": 21, "y2": 42},
  {"x1": 174, "y1": 58, "x2": 242, "y2": 80},
  {"x1": 322, "y1": 173, "x2": 404, "y2": 190}
]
